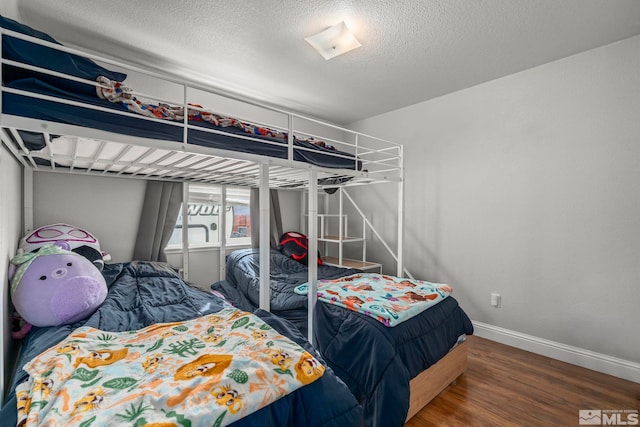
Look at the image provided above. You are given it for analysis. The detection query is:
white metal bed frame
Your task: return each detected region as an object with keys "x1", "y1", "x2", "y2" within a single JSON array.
[
  {"x1": 0, "y1": 25, "x2": 472, "y2": 423},
  {"x1": 0, "y1": 27, "x2": 406, "y2": 345}
]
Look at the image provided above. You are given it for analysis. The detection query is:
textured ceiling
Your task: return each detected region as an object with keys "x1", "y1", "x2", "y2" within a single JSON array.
[{"x1": 8, "y1": 0, "x2": 640, "y2": 124}]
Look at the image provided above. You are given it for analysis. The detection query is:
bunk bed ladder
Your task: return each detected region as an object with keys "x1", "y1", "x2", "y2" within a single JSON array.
[
  {"x1": 342, "y1": 188, "x2": 413, "y2": 279},
  {"x1": 309, "y1": 186, "x2": 413, "y2": 280}
]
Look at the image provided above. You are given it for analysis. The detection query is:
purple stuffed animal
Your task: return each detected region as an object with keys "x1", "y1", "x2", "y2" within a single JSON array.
[{"x1": 9, "y1": 242, "x2": 108, "y2": 327}]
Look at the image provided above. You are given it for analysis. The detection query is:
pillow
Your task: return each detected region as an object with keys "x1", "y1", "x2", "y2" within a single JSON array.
[
  {"x1": 19, "y1": 223, "x2": 106, "y2": 271},
  {"x1": 0, "y1": 15, "x2": 127, "y2": 96},
  {"x1": 278, "y1": 232, "x2": 323, "y2": 266}
]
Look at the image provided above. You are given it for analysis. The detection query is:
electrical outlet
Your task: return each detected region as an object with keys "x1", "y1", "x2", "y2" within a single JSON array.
[{"x1": 491, "y1": 293, "x2": 501, "y2": 308}]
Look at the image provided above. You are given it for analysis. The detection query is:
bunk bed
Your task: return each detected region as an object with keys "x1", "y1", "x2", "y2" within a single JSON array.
[{"x1": 1, "y1": 15, "x2": 471, "y2": 427}]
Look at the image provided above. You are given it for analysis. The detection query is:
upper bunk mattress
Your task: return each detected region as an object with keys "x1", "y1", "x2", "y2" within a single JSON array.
[{"x1": 3, "y1": 83, "x2": 361, "y2": 170}]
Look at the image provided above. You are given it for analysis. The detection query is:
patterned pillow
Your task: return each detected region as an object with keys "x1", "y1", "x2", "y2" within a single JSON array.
[{"x1": 19, "y1": 223, "x2": 105, "y2": 271}]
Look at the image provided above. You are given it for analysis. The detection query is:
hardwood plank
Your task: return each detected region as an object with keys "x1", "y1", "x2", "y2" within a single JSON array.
[
  {"x1": 406, "y1": 340, "x2": 468, "y2": 421},
  {"x1": 405, "y1": 335, "x2": 639, "y2": 426}
]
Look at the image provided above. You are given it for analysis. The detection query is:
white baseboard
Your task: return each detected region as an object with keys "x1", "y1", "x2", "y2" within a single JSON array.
[{"x1": 472, "y1": 320, "x2": 640, "y2": 384}]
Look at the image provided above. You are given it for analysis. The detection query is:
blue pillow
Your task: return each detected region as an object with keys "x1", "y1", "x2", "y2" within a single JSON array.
[{"x1": 1, "y1": 15, "x2": 127, "y2": 96}]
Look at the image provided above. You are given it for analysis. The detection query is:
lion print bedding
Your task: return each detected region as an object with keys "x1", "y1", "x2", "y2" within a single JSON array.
[
  {"x1": 2, "y1": 261, "x2": 361, "y2": 427},
  {"x1": 15, "y1": 308, "x2": 326, "y2": 426}
]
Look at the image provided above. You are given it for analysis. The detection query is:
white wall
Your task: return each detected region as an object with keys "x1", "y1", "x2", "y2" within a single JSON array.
[
  {"x1": 0, "y1": 1, "x2": 20, "y2": 20},
  {"x1": 0, "y1": 144, "x2": 23, "y2": 403},
  {"x1": 32, "y1": 172, "x2": 224, "y2": 288},
  {"x1": 33, "y1": 172, "x2": 146, "y2": 262},
  {"x1": 33, "y1": 172, "x2": 303, "y2": 288},
  {"x1": 166, "y1": 249, "x2": 224, "y2": 290},
  {"x1": 348, "y1": 35, "x2": 640, "y2": 366},
  {"x1": 278, "y1": 189, "x2": 303, "y2": 233}
]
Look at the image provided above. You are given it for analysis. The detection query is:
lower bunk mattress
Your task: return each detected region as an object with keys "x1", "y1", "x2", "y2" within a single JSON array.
[
  {"x1": 1, "y1": 261, "x2": 362, "y2": 427},
  {"x1": 211, "y1": 249, "x2": 475, "y2": 427}
]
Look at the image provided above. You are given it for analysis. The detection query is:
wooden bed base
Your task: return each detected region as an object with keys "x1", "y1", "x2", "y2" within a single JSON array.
[{"x1": 405, "y1": 339, "x2": 469, "y2": 422}]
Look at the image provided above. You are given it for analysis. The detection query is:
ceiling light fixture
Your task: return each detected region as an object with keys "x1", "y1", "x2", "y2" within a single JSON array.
[{"x1": 305, "y1": 21, "x2": 362, "y2": 60}]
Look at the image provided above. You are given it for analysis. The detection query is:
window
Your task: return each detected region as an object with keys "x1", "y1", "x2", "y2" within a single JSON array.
[{"x1": 167, "y1": 184, "x2": 251, "y2": 249}]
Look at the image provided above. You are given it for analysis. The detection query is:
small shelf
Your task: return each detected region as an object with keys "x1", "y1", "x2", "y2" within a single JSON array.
[
  {"x1": 319, "y1": 235, "x2": 365, "y2": 243},
  {"x1": 323, "y1": 256, "x2": 382, "y2": 272},
  {"x1": 307, "y1": 208, "x2": 381, "y2": 273}
]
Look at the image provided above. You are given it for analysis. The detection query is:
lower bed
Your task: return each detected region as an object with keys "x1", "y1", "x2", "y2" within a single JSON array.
[
  {"x1": 1, "y1": 261, "x2": 362, "y2": 427},
  {"x1": 211, "y1": 249, "x2": 475, "y2": 427}
]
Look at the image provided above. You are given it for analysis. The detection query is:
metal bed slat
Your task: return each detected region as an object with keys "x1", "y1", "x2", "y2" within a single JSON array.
[
  {"x1": 127, "y1": 147, "x2": 163, "y2": 170},
  {"x1": 43, "y1": 132, "x2": 56, "y2": 171},
  {"x1": 101, "y1": 145, "x2": 134, "y2": 174},
  {"x1": 175, "y1": 155, "x2": 214, "y2": 169},
  {"x1": 69, "y1": 137, "x2": 79, "y2": 172},
  {"x1": 86, "y1": 140, "x2": 107, "y2": 173},
  {"x1": 8, "y1": 128, "x2": 38, "y2": 169},
  {"x1": 190, "y1": 157, "x2": 227, "y2": 170},
  {"x1": 137, "y1": 150, "x2": 177, "y2": 171},
  {"x1": 0, "y1": 129, "x2": 30, "y2": 168},
  {"x1": 166, "y1": 165, "x2": 258, "y2": 185},
  {"x1": 116, "y1": 148, "x2": 156, "y2": 176},
  {"x1": 154, "y1": 153, "x2": 198, "y2": 170},
  {"x1": 214, "y1": 160, "x2": 257, "y2": 174},
  {"x1": 2, "y1": 113, "x2": 385, "y2": 182},
  {"x1": 157, "y1": 153, "x2": 196, "y2": 170},
  {"x1": 27, "y1": 147, "x2": 391, "y2": 187}
]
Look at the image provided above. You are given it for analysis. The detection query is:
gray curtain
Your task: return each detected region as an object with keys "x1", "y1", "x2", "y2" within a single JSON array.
[
  {"x1": 250, "y1": 188, "x2": 283, "y2": 249},
  {"x1": 133, "y1": 181, "x2": 183, "y2": 262}
]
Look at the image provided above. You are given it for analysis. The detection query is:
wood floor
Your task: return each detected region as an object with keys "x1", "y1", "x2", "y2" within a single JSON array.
[{"x1": 405, "y1": 335, "x2": 639, "y2": 426}]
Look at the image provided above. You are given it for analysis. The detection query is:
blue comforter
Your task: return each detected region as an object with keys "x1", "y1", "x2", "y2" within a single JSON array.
[
  {"x1": 1, "y1": 261, "x2": 362, "y2": 427},
  {"x1": 212, "y1": 249, "x2": 474, "y2": 427}
]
